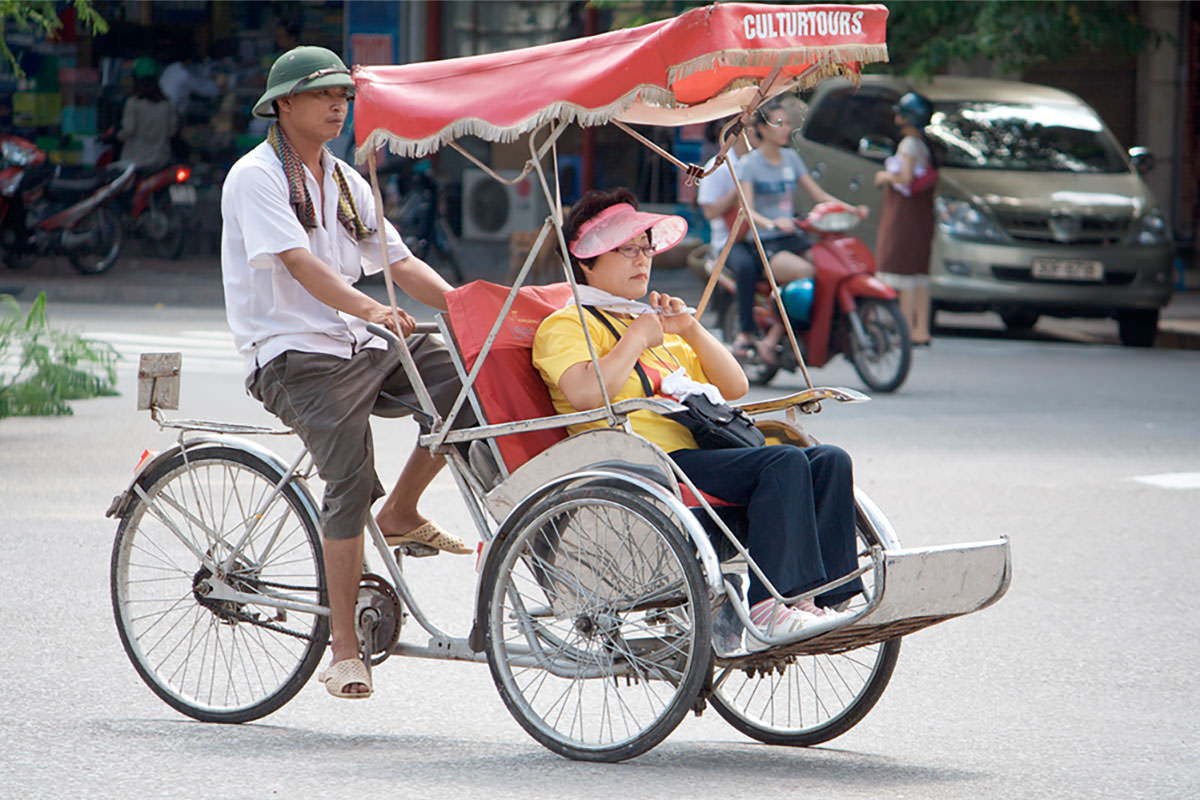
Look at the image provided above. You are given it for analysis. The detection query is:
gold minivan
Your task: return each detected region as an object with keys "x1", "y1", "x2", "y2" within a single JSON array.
[{"x1": 793, "y1": 76, "x2": 1174, "y2": 346}]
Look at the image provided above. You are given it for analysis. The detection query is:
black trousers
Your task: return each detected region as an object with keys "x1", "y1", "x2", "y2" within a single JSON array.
[{"x1": 670, "y1": 443, "x2": 862, "y2": 607}]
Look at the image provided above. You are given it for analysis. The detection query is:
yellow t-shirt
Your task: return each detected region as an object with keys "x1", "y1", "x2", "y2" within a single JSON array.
[{"x1": 532, "y1": 305, "x2": 709, "y2": 453}]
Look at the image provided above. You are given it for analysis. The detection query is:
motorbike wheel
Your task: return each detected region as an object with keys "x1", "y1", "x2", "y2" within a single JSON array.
[
  {"x1": 67, "y1": 206, "x2": 123, "y2": 275},
  {"x1": 847, "y1": 298, "x2": 912, "y2": 393},
  {"x1": 717, "y1": 288, "x2": 779, "y2": 386},
  {"x1": 148, "y1": 201, "x2": 187, "y2": 260},
  {"x1": 1, "y1": 227, "x2": 37, "y2": 270}
]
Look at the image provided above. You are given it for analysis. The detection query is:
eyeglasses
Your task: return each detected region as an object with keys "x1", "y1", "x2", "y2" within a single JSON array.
[
  {"x1": 616, "y1": 243, "x2": 655, "y2": 259},
  {"x1": 761, "y1": 116, "x2": 787, "y2": 128}
]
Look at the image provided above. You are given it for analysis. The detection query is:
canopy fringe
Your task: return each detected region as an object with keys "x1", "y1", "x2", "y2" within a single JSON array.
[
  {"x1": 355, "y1": 84, "x2": 678, "y2": 162},
  {"x1": 667, "y1": 43, "x2": 888, "y2": 84}
]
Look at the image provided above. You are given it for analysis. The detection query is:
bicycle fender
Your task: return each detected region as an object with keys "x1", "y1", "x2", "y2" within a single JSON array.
[
  {"x1": 467, "y1": 468, "x2": 724, "y2": 652},
  {"x1": 105, "y1": 434, "x2": 319, "y2": 526}
]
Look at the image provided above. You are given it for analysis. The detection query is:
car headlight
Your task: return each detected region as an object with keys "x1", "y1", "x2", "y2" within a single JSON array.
[
  {"x1": 934, "y1": 196, "x2": 1007, "y2": 242},
  {"x1": 1133, "y1": 210, "x2": 1168, "y2": 246}
]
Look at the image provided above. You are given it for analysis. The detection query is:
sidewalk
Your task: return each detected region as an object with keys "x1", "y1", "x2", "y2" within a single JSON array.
[{"x1": 3, "y1": 248, "x2": 1199, "y2": 350}]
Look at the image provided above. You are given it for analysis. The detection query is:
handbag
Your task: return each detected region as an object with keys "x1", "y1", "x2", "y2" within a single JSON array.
[{"x1": 583, "y1": 306, "x2": 765, "y2": 450}]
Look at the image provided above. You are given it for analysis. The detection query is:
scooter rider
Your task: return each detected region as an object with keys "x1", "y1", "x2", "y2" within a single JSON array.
[
  {"x1": 220, "y1": 45, "x2": 474, "y2": 701},
  {"x1": 732, "y1": 101, "x2": 866, "y2": 365}
]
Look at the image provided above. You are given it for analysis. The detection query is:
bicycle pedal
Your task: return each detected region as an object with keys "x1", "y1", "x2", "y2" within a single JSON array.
[{"x1": 394, "y1": 542, "x2": 439, "y2": 559}]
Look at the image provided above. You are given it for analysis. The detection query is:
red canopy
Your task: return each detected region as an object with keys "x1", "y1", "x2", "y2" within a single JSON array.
[{"x1": 354, "y1": 3, "x2": 888, "y2": 159}]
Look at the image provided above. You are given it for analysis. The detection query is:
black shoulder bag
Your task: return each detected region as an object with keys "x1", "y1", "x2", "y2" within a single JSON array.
[{"x1": 582, "y1": 306, "x2": 765, "y2": 450}]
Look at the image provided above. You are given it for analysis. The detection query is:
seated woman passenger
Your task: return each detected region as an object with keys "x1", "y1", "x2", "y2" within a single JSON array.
[{"x1": 532, "y1": 188, "x2": 863, "y2": 647}]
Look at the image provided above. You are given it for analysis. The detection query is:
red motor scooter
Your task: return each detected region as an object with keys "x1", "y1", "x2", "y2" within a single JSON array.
[
  {"x1": 96, "y1": 142, "x2": 194, "y2": 260},
  {"x1": 1, "y1": 135, "x2": 136, "y2": 275},
  {"x1": 714, "y1": 201, "x2": 912, "y2": 393}
]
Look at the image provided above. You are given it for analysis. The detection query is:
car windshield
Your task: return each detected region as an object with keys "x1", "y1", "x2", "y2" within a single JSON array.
[{"x1": 928, "y1": 101, "x2": 1128, "y2": 173}]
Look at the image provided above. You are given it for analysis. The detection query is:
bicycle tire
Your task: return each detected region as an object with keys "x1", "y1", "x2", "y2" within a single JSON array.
[
  {"x1": 482, "y1": 483, "x2": 712, "y2": 761},
  {"x1": 110, "y1": 446, "x2": 328, "y2": 723}
]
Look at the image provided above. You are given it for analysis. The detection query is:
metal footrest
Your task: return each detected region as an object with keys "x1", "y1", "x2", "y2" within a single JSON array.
[{"x1": 719, "y1": 536, "x2": 1011, "y2": 665}]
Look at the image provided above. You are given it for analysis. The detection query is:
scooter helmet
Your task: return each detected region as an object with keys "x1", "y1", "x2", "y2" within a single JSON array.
[
  {"x1": 253, "y1": 46, "x2": 354, "y2": 119},
  {"x1": 782, "y1": 278, "x2": 815, "y2": 323},
  {"x1": 894, "y1": 92, "x2": 934, "y2": 128}
]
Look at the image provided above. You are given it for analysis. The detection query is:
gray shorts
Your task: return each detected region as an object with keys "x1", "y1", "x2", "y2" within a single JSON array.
[{"x1": 247, "y1": 335, "x2": 472, "y2": 540}]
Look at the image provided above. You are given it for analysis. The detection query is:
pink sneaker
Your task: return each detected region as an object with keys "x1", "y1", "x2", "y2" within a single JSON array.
[{"x1": 746, "y1": 599, "x2": 821, "y2": 652}]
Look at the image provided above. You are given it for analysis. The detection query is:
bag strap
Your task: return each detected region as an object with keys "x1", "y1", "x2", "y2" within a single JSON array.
[{"x1": 582, "y1": 305, "x2": 654, "y2": 397}]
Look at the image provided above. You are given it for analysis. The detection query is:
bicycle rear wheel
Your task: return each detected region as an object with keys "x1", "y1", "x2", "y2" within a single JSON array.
[
  {"x1": 482, "y1": 484, "x2": 712, "y2": 761},
  {"x1": 110, "y1": 446, "x2": 328, "y2": 723}
]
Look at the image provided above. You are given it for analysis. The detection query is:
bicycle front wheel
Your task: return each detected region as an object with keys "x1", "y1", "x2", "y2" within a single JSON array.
[
  {"x1": 110, "y1": 446, "x2": 328, "y2": 723},
  {"x1": 708, "y1": 505, "x2": 900, "y2": 745},
  {"x1": 482, "y1": 484, "x2": 712, "y2": 762}
]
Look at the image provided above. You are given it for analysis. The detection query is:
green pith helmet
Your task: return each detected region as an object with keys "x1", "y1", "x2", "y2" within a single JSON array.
[{"x1": 252, "y1": 45, "x2": 354, "y2": 119}]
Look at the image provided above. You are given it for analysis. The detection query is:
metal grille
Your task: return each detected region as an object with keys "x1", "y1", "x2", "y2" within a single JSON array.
[{"x1": 993, "y1": 210, "x2": 1131, "y2": 245}]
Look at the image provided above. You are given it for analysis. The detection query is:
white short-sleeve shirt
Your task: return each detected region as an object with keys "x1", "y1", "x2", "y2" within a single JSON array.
[
  {"x1": 220, "y1": 140, "x2": 411, "y2": 377},
  {"x1": 696, "y1": 151, "x2": 742, "y2": 256}
]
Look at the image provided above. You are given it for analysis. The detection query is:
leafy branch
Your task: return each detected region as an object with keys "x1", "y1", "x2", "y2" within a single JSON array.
[
  {"x1": 0, "y1": 292, "x2": 119, "y2": 418},
  {"x1": 1, "y1": 0, "x2": 108, "y2": 78}
]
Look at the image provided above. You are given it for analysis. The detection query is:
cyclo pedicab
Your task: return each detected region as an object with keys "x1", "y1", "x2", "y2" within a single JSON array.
[{"x1": 106, "y1": 3, "x2": 1010, "y2": 762}]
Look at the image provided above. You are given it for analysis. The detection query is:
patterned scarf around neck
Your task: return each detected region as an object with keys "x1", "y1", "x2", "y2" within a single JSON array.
[{"x1": 267, "y1": 122, "x2": 374, "y2": 240}]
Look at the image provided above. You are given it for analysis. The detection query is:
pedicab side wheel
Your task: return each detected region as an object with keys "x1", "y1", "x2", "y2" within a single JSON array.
[
  {"x1": 847, "y1": 298, "x2": 912, "y2": 393},
  {"x1": 481, "y1": 484, "x2": 713, "y2": 762},
  {"x1": 110, "y1": 446, "x2": 329, "y2": 723},
  {"x1": 708, "y1": 509, "x2": 900, "y2": 745},
  {"x1": 709, "y1": 638, "x2": 900, "y2": 746}
]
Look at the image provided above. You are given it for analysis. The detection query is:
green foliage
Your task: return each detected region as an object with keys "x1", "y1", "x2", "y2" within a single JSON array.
[
  {"x1": 0, "y1": 292, "x2": 119, "y2": 418},
  {"x1": 1, "y1": 0, "x2": 108, "y2": 78},
  {"x1": 883, "y1": 0, "x2": 1164, "y2": 77}
]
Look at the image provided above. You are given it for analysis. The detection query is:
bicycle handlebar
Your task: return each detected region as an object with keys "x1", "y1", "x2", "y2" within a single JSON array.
[{"x1": 366, "y1": 321, "x2": 439, "y2": 347}]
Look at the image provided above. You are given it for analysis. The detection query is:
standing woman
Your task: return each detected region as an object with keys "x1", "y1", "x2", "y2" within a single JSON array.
[{"x1": 874, "y1": 92, "x2": 938, "y2": 346}]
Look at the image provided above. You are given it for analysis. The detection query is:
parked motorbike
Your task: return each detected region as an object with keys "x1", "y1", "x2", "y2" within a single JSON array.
[
  {"x1": 96, "y1": 142, "x2": 194, "y2": 260},
  {"x1": 714, "y1": 201, "x2": 912, "y2": 393},
  {"x1": 125, "y1": 164, "x2": 194, "y2": 260},
  {"x1": 1, "y1": 135, "x2": 136, "y2": 275}
]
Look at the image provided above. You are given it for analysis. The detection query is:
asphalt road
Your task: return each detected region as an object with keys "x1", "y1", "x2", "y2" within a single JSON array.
[{"x1": 1, "y1": 301, "x2": 1197, "y2": 799}]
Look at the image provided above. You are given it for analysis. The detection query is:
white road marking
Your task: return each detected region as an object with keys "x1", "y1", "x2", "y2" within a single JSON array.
[{"x1": 1130, "y1": 473, "x2": 1200, "y2": 490}]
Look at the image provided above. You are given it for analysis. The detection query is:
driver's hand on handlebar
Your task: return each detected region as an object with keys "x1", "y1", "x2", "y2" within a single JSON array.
[
  {"x1": 365, "y1": 302, "x2": 416, "y2": 338},
  {"x1": 855, "y1": 204, "x2": 870, "y2": 219}
]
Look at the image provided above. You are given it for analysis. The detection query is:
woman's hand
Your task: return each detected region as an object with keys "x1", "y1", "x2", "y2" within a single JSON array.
[
  {"x1": 626, "y1": 310, "x2": 664, "y2": 350},
  {"x1": 773, "y1": 216, "x2": 796, "y2": 234},
  {"x1": 873, "y1": 170, "x2": 892, "y2": 188},
  {"x1": 646, "y1": 291, "x2": 695, "y2": 337}
]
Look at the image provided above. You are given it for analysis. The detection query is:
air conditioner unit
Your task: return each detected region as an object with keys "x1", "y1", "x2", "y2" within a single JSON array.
[{"x1": 461, "y1": 168, "x2": 547, "y2": 241}]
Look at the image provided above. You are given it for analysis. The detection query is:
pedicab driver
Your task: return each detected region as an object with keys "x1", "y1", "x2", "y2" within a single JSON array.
[{"x1": 220, "y1": 46, "x2": 472, "y2": 700}]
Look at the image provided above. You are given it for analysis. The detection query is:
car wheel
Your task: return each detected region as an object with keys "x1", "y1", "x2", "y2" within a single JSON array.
[{"x1": 1117, "y1": 309, "x2": 1159, "y2": 348}]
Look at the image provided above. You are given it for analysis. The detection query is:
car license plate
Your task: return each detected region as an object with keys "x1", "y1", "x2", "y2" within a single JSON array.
[
  {"x1": 1030, "y1": 258, "x2": 1103, "y2": 281},
  {"x1": 168, "y1": 184, "x2": 197, "y2": 205}
]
